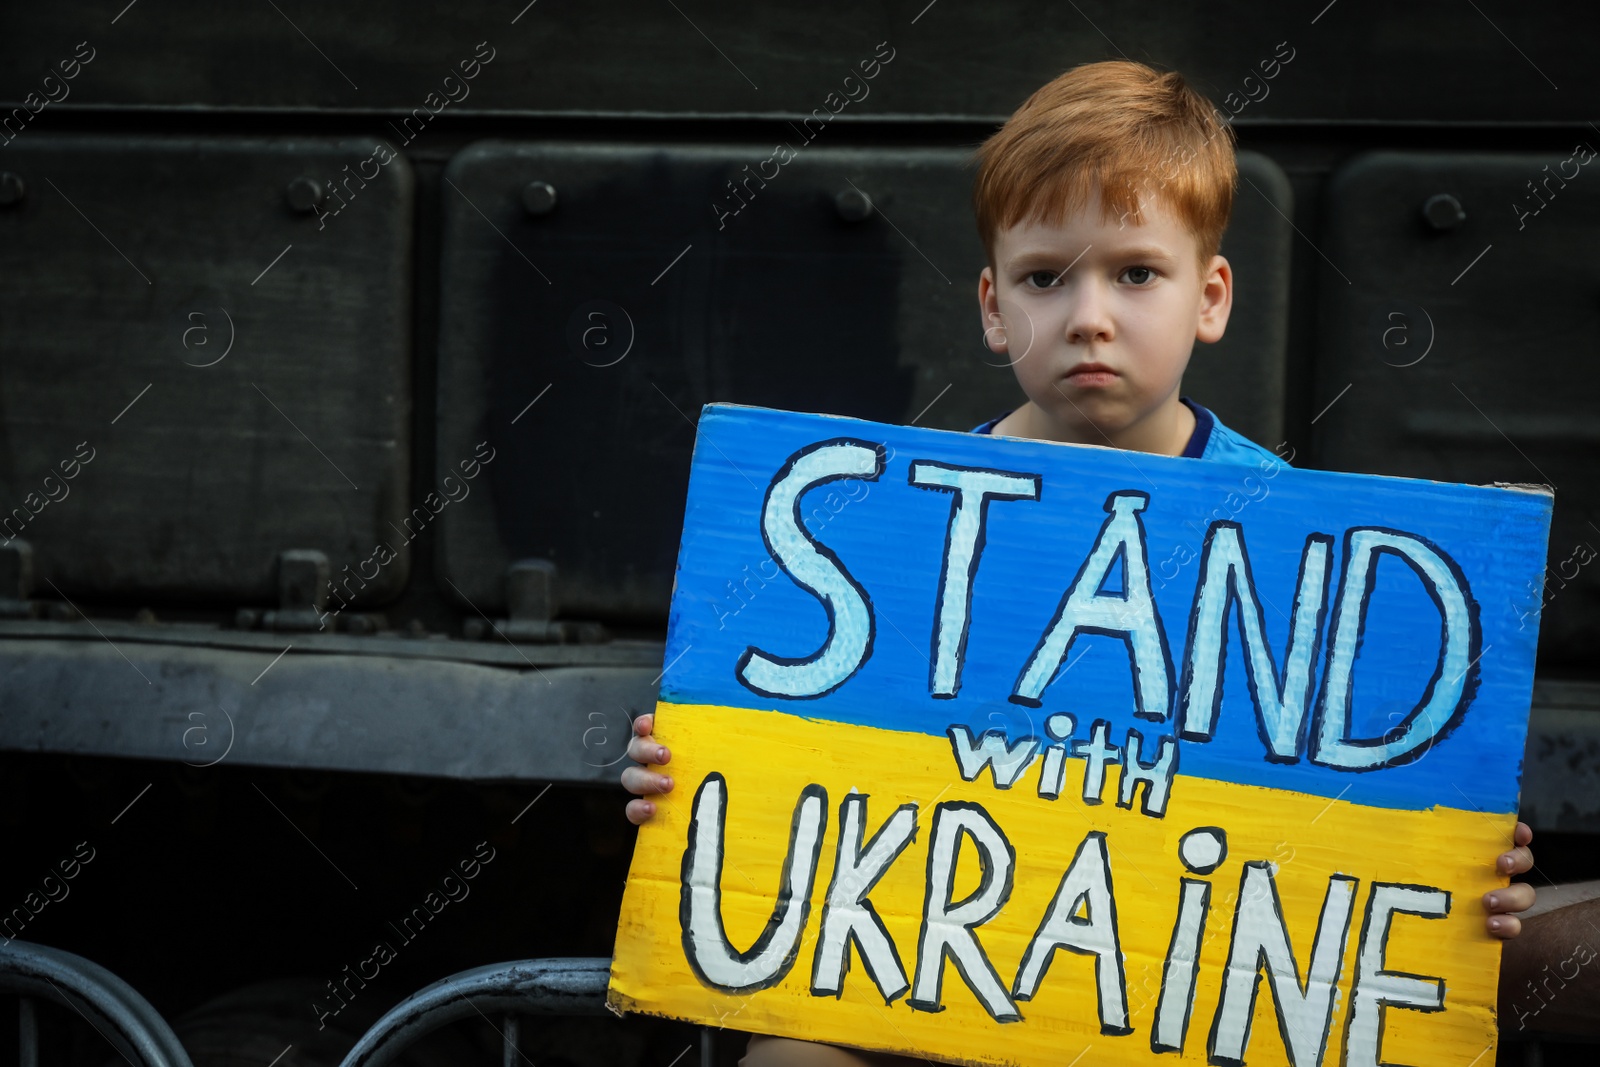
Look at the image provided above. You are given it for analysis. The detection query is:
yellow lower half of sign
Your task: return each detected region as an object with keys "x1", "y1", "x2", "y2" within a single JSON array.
[{"x1": 609, "y1": 702, "x2": 1509, "y2": 1067}]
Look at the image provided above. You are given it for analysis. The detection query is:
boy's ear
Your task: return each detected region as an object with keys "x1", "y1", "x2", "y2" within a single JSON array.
[
  {"x1": 1195, "y1": 254, "x2": 1233, "y2": 344},
  {"x1": 978, "y1": 266, "x2": 1006, "y2": 354}
]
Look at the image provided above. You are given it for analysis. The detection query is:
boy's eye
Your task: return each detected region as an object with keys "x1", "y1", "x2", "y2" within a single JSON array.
[
  {"x1": 1122, "y1": 266, "x2": 1156, "y2": 285},
  {"x1": 1026, "y1": 270, "x2": 1060, "y2": 288}
]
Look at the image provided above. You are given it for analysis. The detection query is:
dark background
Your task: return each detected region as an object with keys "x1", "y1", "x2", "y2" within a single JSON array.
[{"x1": 1, "y1": 1, "x2": 1597, "y2": 1064}]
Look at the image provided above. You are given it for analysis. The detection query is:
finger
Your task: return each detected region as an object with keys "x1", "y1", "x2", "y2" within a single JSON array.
[
  {"x1": 625, "y1": 733, "x2": 670, "y2": 766},
  {"x1": 620, "y1": 765, "x2": 674, "y2": 797},
  {"x1": 1499, "y1": 845, "x2": 1534, "y2": 876},
  {"x1": 1514, "y1": 821, "x2": 1533, "y2": 848},
  {"x1": 632, "y1": 712, "x2": 654, "y2": 738},
  {"x1": 1486, "y1": 913, "x2": 1521, "y2": 940},
  {"x1": 625, "y1": 797, "x2": 657, "y2": 826},
  {"x1": 1485, "y1": 883, "x2": 1537, "y2": 914}
]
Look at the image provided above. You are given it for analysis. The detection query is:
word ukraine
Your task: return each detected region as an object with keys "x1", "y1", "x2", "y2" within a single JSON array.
[{"x1": 611, "y1": 405, "x2": 1551, "y2": 1067}]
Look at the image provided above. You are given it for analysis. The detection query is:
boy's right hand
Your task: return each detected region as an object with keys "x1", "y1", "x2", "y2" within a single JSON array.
[{"x1": 620, "y1": 712, "x2": 674, "y2": 825}]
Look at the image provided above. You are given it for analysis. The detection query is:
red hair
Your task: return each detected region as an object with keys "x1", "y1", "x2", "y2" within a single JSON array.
[{"x1": 972, "y1": 60, "x2": 1237, "y2": 268}]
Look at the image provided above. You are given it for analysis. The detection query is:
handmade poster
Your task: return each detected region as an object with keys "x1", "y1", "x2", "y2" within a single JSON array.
[{"x1": 609, "y1": 403, "x2": 1553, "y2": 1067}]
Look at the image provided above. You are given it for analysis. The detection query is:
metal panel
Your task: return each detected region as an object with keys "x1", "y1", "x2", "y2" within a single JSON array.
[
  {"x1": 437, "y1": 142, "x2": 1288, "y2": 619},
  {"x1": 0, "y1": 135, "x2": 412, "y2": 603},
  {"x1": 0, "y1": 637, "x2": 657, "y2": 784},
  {"x1": 1311, "y1": 150, "x2": 1599, "y2": 667},
  {"x1": 1521, "y1": 682, "x2": 1600, "y2": 833},
  {"x1": 1, "y1": 2, "x2": 1593, "y2": 122}
]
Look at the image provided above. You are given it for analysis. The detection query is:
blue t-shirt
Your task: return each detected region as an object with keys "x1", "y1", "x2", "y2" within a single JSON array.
[{"x1": 970, "y1": 397, "x2": 1283, "y2": 469}]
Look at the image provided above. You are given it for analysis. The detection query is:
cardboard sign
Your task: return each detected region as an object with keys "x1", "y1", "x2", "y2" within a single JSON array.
[{"x1": 609, "y1": 404, "x2": 1552, "y2": 1067}]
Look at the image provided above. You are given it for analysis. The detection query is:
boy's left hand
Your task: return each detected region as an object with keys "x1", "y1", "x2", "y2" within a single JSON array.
[{"x1": 1484, "y1": 821, "x2": 1535, "y2": 938}]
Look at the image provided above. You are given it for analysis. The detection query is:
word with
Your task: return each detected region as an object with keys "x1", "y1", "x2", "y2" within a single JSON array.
[
  {"x1": 713, "y1": 40, "x2": 895, "y2": 230},
  {"x1": 1, "y1": 41, "x2": 96, "y2": 146},
  {"x1": 2, "y1": 841, "x2": 96, "y2": 942},
  {"x1": 314, "y1": 41, "x2": 496, "y2": 231},
  {"x1": 385, "y1": 41, "x2": 497, "y2": 148},
  {"x1": 714, "y1": 478, "x2": 871, "y2": 629},
  {"x1": 1511, "y1": 938, "x2": 1596, "y2": 1030},
  {"x1": 949, "y1": 717, "x2": 1179, "y2": 817},
  {"x1": 1515, "y1": 142, "x2": 1595, "y2": 231},
  {"x1": 1519, "y1": 538, "x2": 1596, "y2": 630},
  {"x1": 1210, "y1": 41, "x2": 1296, "y2": 131},
  {"x1": 312, "y1": 840, "x2": 496, "y2": 1029},
  {"x1": 319, "y1": 441, "x2": 496, "y2": 629},
  {"x1": 2, "y1": 441, "x2": 97, "y2": 544},
  {"x1": 736, "y1": 441, "x2": 1480, "y2": 772},
  {"x1": 1150, "y1": 445, "x2": 1289, "y2": 592},
  {"x1": 683, "y1": 780, "x2": 1446, "y2": 1067}
]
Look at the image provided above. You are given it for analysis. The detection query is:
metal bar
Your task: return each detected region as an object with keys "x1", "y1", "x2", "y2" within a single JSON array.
[
  {"x1": 502, "y1": 1013, "x2": 519, "y2": 1067},
  {"x1": 0, "y1": 940, "x2": 192, "y2": 1067},
  {"x1": 700, "y1": 1024, "x2": 716, "y2": 1066},
  {"x1": 19, "y1": 997, "x2": 37, "y2": 1067},
  {"x1": 339, "y1": 958, "x2": 611, "y2": 1067}
]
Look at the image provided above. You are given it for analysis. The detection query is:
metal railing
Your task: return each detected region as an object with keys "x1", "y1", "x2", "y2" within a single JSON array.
[
  {"x1": 338, "y1": 956, "x2": 718, "y2": 1067},
  {"x1": 0, "y1": 939, "x2": 194, "y2": 1067}
]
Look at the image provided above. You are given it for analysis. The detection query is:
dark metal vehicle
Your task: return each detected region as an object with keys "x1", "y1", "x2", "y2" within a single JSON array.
[{"x1": 1, "y1": 2, "x2": 1597, "y2": 1064}]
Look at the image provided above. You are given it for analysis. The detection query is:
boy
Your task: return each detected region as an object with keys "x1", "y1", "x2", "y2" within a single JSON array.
[{"x1": 622, "y1": 59, "x2": 1536, "y2": 1065}]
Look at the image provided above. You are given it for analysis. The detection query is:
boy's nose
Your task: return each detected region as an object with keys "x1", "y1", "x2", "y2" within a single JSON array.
[{"x1": 1063, "y1": 282, "x2": 1115, "y2": 344}]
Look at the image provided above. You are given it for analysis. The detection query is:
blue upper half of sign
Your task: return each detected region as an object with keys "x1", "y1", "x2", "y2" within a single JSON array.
[{"x1": 659, "y1": 404, "x2": 1553, "y2": 815}]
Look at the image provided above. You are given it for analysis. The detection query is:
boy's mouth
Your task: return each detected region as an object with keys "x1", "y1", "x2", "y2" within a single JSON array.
[{"x1": 1063, "y1": 361, "x2": 1118, "y2": 386}]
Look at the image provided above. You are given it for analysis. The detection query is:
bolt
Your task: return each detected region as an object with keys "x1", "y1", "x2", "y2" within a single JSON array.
[
  {"x1": 834, "y1": 188, "x2": 874, "y2": 222},
  {"x1": 522, "y1": 181, "x2": 557, "y2": 216},
  {"x1": 0, "y1": 172, "x2": 25, "y2": 207},
  {"x1": 285, "y1": 177, "x2": 325, "y2": 214},
  {"x1": 1421, "y1": 193, "x2": 1465, "y2": 231}
]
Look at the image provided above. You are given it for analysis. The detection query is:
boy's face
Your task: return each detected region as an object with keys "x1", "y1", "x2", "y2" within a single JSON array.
[{"x1": 977, "y1": 188, "x2": 1232, "y2": 449}]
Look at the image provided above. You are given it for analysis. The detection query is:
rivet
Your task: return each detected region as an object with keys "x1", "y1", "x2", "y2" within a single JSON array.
[
  {"x1": 0, "y1": 172, "x2": 25, "y2": 207},
  {"x1": 522, "y1": 181, "x2": 558, "y2": 216},
  {"x1": 1421, "y1": 193, "x2": 1465, "y2": 231},
  {"x1": 285, "y1": 177, "x2": 325, "y2": 214},
  {"x1": 834, "y1": 187, "x2": 874, "y2": 222}
]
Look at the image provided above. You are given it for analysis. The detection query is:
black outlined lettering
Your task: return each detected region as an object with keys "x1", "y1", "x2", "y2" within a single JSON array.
[
  {"x1": 1311, "y1": 528, "x2": 1479, "y2": 771},
  {"x1": 1208, "y1": 863, "x2": 1357, "y2": 1067},
  {"x1": 736, "y1": 439, "x2": 885, "y2": 700},
  {"x1": 1073, "y1": 719, "x2": 1121, "y2": 805},
  {"x1": 811, "y1": 793, "x2": 919, "y2": 1002},
  {"x1": 1011, "y1": 491, "x2": 1173, "y2": 722},
  {"x1": 947, "y1": 724, "x2": 1041, "y2": 789},
  {"x1": 680, "y1": 774, "x2": 828, "y2": 993},
  {"x1": 1153, "y1": 877, "x2": 1210, "y2": 1053},
  {"x1": 909, "y1": 803, "x2": 1020, "y2": 1022},
  {"x1": 1343, "y1": 882, "x2": 1450, "y2": 1067},
  {"x1": 1176, "y1": 526, "x2": 1333, "y2": 762},
  {"x1": 909, "y1": 461, "x2": 1041, "y2": 699},
  {"x1": 1013, "y1": 830, "x2": 1129, "y2": 1034}
]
